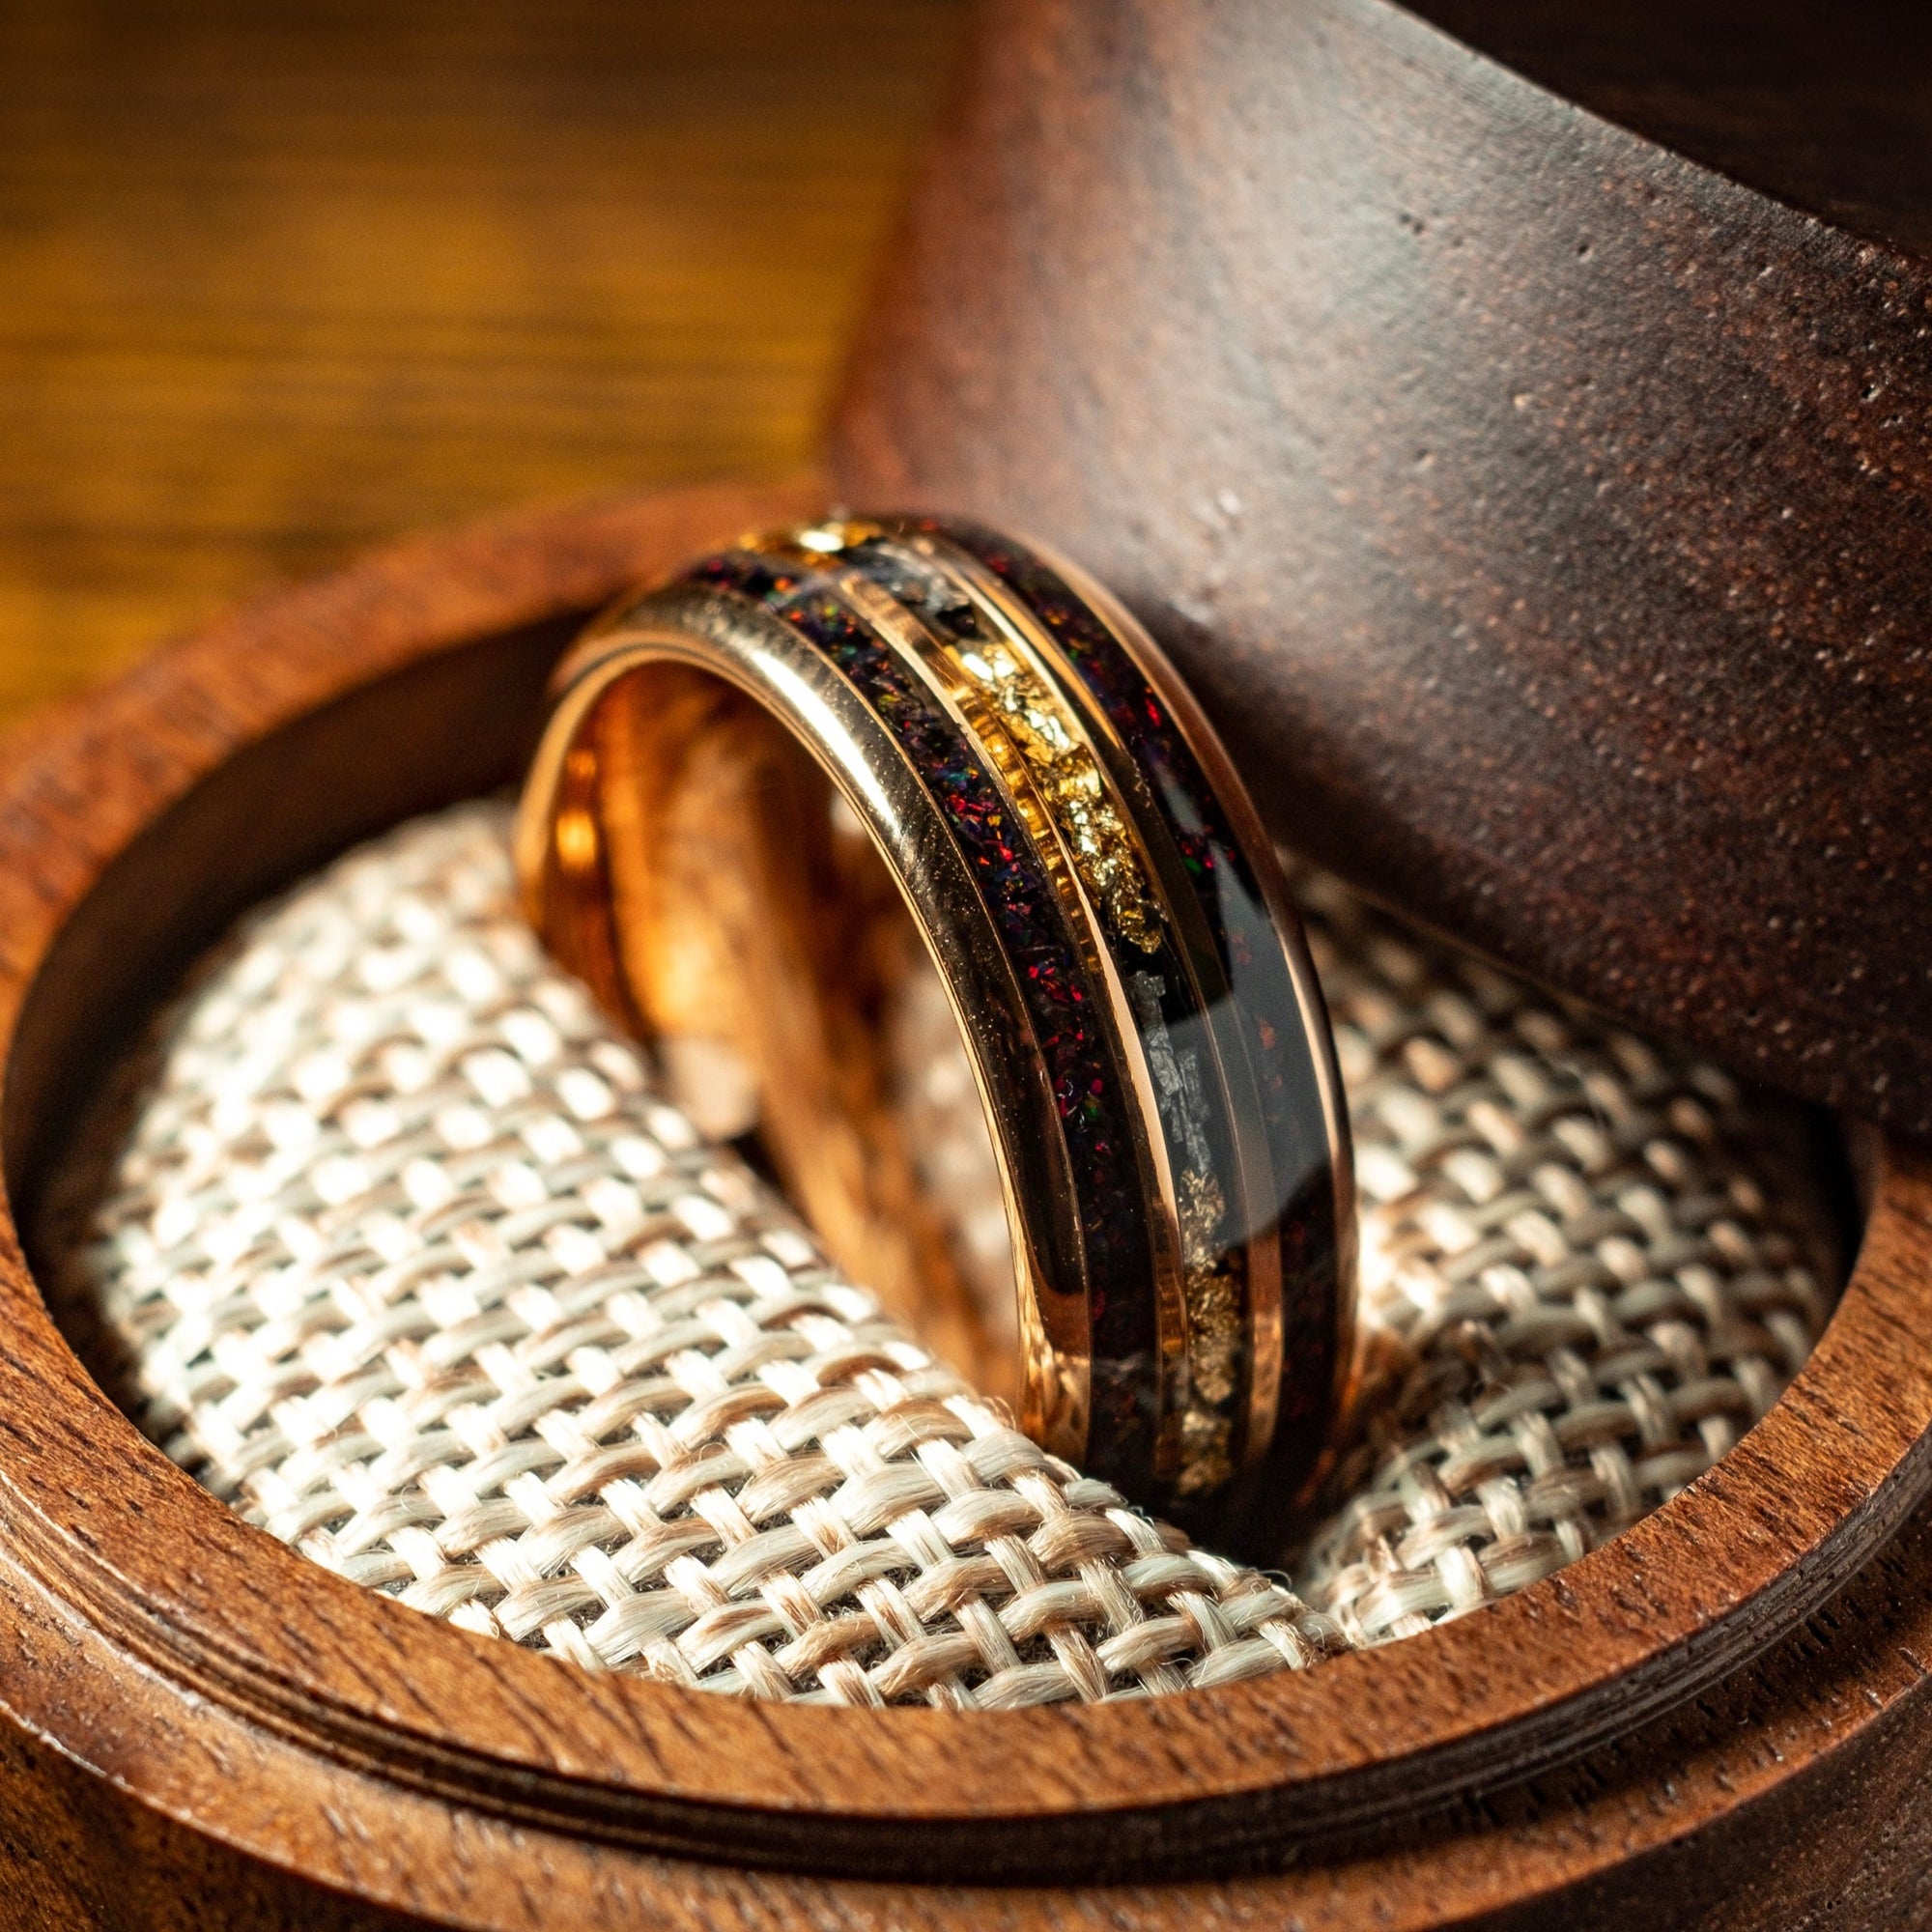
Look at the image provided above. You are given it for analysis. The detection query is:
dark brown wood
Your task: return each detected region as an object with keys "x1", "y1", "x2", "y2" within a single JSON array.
[
  {"x1": 831, "y1": 0, "x2": 1932, "y2": 1132},
  {"x1": 1, "y1": 484, "x2": 1931, "y2": 1926},
  {"x1": 1408, "y1": 0, "x2": 1932, "y2": 262}
]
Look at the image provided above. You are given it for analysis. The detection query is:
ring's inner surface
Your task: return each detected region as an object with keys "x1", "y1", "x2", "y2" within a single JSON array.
[{"x1": 584, "y1": 658, "x2": 1020, "y2": 1404}]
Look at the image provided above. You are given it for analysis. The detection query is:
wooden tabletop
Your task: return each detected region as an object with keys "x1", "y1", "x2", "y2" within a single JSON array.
[{"x1": 0, "y1": 0, "x2": 963, "y2": 725}]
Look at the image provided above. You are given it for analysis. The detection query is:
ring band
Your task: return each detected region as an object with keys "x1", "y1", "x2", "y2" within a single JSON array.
[{"x1": 516, "y1": 517, "x2": 1353, "y2": 1541}]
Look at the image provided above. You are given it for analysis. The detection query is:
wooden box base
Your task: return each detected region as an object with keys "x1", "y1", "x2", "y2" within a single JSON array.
[{"x1": 0, "y1": 486, "x2": 1926, "y2": 1929}]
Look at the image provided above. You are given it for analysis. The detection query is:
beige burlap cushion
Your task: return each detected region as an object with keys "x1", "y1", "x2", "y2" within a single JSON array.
[{"x1": 49, "y1": 803, "x2": 1835, "y2": 1704}]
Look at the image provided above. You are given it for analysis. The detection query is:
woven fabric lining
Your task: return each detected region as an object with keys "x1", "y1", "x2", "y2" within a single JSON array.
[
  {"x1": 52, "y1": 804, "x2": 1346, "y2": 1706},
  {"x1": 52, "y1": 803, "x2": 1837, "y2": 1702},
  {"x1": 1291, "y1": 876, "x2": 1833, "y2": 1643}
]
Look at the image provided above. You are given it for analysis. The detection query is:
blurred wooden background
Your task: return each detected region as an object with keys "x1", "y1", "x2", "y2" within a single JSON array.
[{"x1": 0, "y1": 0, "x2": 965, "y2": 724}]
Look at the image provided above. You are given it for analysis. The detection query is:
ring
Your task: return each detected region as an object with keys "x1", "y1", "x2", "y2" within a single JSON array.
[{"x1": 515, "y1": 517, "x2": 1353, "y2": 1542}]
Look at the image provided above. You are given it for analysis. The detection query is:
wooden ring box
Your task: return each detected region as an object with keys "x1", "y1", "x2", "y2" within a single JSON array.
[{"x1": 7, "y1": 3, "x2": 1932, "y2": 1924}]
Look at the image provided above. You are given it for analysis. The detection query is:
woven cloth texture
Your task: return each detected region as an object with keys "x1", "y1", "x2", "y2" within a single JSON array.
[
  {"x1": 51, "y1": 804, "x2": 1839, "y2": 1701},
  {"x1": 1291, "y1": 874, "x2": 1834, "y2": 1644},
  {"x1": 49, "y1": 804, "x2": 1346, "y2": 1707}
]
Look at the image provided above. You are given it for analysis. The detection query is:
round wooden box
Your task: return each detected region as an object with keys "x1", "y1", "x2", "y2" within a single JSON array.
[
  {"x1": 0, "y1": 483, "x2": 1929, "y2": 1932},
  {"x1": 12, "y1": 0, "x2": 1932, "y2": 1917}
]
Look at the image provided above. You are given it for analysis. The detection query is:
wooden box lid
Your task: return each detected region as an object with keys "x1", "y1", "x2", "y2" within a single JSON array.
[{"x1": 832, "y1": 0, "x2": 1932, "y2": 1131}]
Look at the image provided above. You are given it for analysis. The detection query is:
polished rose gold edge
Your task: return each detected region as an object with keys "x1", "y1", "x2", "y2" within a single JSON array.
[{"x1": 515, "y1": 594, "x2": 1098, "y2": 1462}]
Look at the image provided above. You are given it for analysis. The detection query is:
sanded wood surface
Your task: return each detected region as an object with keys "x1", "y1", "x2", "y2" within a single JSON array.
[
  {"x1": 833, "y1": 0, "x2": 1932, "y2": 1133},
  {"x1": 0, "y1": 484, "x2": 1927, "y2": 1928},
  {"x1": 0, "y1": 0, "x2": 964, "y2": 722}
]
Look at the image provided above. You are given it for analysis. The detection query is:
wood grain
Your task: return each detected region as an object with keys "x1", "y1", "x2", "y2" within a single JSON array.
[
  {"x1": 0, "y1": 483, "x2": 1928, "y2": 1927},
  {"x1": 0, "y1": 0, "x2": 965, "y2": 722},
  {"x1": 832, "y1": 0, "x2": 1932, "y2": 1133}
]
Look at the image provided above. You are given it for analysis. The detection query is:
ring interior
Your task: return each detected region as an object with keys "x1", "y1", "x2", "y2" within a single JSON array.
[{"x1": 555, "y1": 655, "x2": 1026, "y2": 1409}]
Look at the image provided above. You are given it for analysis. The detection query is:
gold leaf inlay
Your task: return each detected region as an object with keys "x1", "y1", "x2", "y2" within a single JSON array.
[
  {"x1": 949, "y1": 639, "x2": 1165, "y2": 952},
  {"x1": 1174, "y1": 1166, "x2": 1240, "y2": 1494}
]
